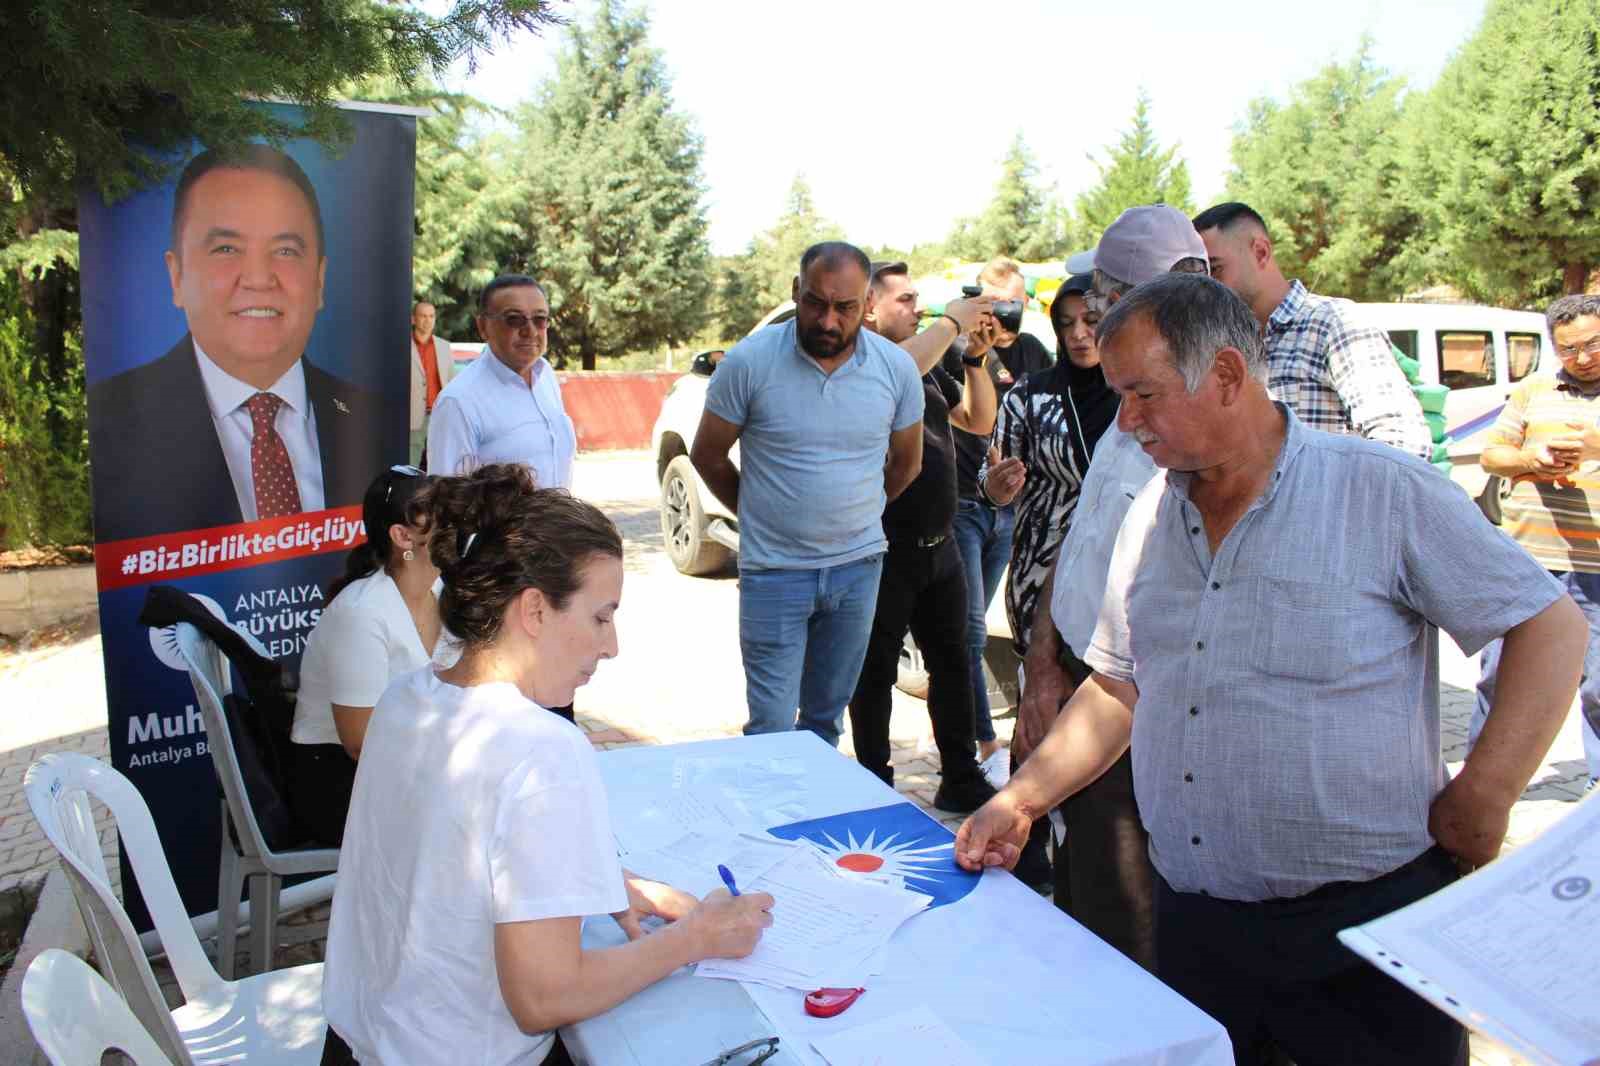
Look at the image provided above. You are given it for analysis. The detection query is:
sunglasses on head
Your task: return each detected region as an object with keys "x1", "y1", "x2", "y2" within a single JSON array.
[{"x1": 385, "y1": 464, "x2": 424, "y2": 502}]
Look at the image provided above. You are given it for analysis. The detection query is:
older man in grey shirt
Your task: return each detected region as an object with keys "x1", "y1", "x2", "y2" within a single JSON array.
[{"x1": 957, "y1": 274, "x2": 1583, "y2": 1066}]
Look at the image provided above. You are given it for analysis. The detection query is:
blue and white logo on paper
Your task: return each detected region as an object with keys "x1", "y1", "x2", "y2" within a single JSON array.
[
  {"x1": 767, "y1": 803, "x2": 980, "y2": 908},
  {"x1": 1551, "y1": 875, "x2": 1591, "y2": 902}
]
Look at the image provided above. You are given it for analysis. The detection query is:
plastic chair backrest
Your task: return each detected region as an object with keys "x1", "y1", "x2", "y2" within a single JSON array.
[
  {"x1": 24, "y1": 753, "x2": 224, "y2": 1065},
  {"x1": 173, "y1": 621, "x2": 274, "y2": 862},
  {"x1": 22, "y1": 949, "x2": 175, "y2": 1066}
]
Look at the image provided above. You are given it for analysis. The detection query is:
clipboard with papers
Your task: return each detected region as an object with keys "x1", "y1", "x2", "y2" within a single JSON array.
[{"x1": 1338, "y1": 791, "x2": 1600, "y2": 1066}]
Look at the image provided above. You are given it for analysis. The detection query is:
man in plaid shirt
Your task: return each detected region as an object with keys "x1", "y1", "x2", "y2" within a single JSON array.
[{"x1": 1194, "y1": 202, "x2": 1431, "y2": 460}]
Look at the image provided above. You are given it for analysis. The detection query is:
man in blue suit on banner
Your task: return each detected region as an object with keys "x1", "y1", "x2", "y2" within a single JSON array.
[{"x1": 88, "y1": 143, "x2": 376, "y2": 543}]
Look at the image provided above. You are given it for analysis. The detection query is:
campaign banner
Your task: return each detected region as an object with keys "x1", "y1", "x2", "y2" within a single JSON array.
[{"x1": 79, "y1": 102, "x2": 416, "y2": 928}]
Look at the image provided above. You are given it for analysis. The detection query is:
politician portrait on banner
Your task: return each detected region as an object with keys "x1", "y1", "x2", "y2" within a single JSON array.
[{"x1": 78, "y1": 102, "x2": 417, "y2": 925}]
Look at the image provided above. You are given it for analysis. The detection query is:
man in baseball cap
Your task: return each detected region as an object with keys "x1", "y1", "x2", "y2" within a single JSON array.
[{"x1": 1008, "y1": 204, "x2": 1208, "y2": 969}]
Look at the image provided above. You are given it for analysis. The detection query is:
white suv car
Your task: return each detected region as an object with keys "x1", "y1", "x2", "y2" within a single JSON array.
[{"x1": 651, "y1": 303, "x2": 799, "y2": 575}]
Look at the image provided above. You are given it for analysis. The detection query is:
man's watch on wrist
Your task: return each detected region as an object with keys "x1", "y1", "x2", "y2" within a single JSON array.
[{"x1": 961, "y1": 352, "x2": 986, "y2": 368}]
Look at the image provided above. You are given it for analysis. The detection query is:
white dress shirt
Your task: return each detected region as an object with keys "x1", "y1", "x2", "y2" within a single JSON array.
[
  {"x1": 426, "y1": 351, "x2": 576, "y2": 487},
  {"x1": 193, "y1": 342, "x2": 324, "y2": 521},
  {"x1": 1048, "y1": 421, "x2": 1159, "y2": 655}
]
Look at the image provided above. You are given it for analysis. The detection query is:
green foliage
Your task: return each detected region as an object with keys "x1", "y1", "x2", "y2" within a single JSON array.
[
  {"x1": 0, "y1": 282, "x2": 91, "y2": 547},
  {"x1": 0, "y1": 229, "x2": 79, "y2": 280},
  {"x1": 1075, "y1": 91, "x2": 1194, "y2": 248},
  {"x1": 1, "y1": 0, "x2": 561, "y2": 206},
  {"x1": 512, "y1": 1, "x2": 713, "y2": 368},
  {"x1": 715, "y1": 176, "x2": 845, "y2": 338},
  {"x1": 349, "y1": 75, "x2": 527, "y2": 339},
  {"x1": 945, "y1": 134, "x2": 1066, "y2": 262},
  {"x1": 1223, "y1": 43, "x2": 1421, "y2": 301},
  {"x1": 1403, "y1": 0, "x2": 1600, "y2": 301}
]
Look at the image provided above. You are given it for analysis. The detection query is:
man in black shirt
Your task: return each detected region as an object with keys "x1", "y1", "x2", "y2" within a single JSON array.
[
  {"x1": 847, "y1": 261, "x2": 1000, "y2": 811},
  {"x1": 941, "y1": 256, "x2": 1052, "y2": 763}
]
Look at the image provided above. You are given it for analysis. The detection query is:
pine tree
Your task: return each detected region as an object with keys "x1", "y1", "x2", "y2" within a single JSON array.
[
  {"x1": 1403, "y1": 0, "x2": 1600, "y2": 301},
  {"x1": 946, "y1": 134, "x2": 1065, "y2": 262},
  {"x1": 1223, "y1": 43, "x2": 1420, "y2": 301},
  {"x1": 350, "y1": 76, "x2": 531, "y2": 339},
  {"x1": 717, "y1": 175, "x2": 845, "y2": 337},
  {"x1": 515, "y1": 1, "x2": 714, "y2": 368},
  {"x1": 1075, "y1": 91, "x2": 1193, "y2": 249}
]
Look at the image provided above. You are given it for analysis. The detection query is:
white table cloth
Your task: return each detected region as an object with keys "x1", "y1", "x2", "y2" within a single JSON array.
[{"x1": 563, "y1": 731, "x2": 1232, "y2": 1066}]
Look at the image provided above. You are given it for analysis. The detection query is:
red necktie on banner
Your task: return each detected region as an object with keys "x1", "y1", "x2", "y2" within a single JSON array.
[{"x1": 245, "y1": 392, "x2": 304, "y2": 519}]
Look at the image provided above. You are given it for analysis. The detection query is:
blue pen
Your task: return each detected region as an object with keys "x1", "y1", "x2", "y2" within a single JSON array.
[{"x1": 717, "y1": 863, "x2": 741, "y2": 896}]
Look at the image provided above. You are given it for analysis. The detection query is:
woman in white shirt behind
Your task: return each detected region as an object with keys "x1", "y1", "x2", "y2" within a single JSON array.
[
  {"x1": 322, "y1": 463, "x2": 773, "y2": 1066},
  {"x1": 289, "y1": 463, "x2": 443, "y2": 846}
]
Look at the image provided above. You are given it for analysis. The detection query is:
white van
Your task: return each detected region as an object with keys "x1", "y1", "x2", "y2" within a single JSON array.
[{"x1": 1358, "y1": 303, "x2": 1553, "y2": 518}]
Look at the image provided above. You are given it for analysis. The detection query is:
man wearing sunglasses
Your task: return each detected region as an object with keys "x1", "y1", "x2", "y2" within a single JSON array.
[
  {"x1": 87, "y1": 143, "x2": 380, "y2": 542},
  {"x1": 426, "y1": 275, "x2": 577, "y2": 490},
  {"x1": 1475, "y1": 293, "x2": 1600, "y2": 792}
]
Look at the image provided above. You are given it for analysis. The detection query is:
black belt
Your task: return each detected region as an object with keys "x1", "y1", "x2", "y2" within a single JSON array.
[{"x1": 890, "y1": 533, "x2": 948, "y2": 549}]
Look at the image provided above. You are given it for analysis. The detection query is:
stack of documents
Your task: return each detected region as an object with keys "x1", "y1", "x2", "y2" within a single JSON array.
[
  {"x1": 614, "y1": 754, "x2": 811, "y2": 857},
  {"x1": 695, "y1": 843, "x2": 931, "y2": 990}
]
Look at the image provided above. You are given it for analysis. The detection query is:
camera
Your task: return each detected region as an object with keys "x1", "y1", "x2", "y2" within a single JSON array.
[{"x1": 961, "y1": 284, "x2": 1025, "y2": 334}]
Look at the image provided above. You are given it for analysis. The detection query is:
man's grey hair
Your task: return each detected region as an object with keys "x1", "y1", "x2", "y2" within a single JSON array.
[
  {"x1": 1548, "y1": 293, "x2": 1600, "y2": 332},
  {"x1": 1092, "y1": 257, "x2": 1209, "y2": 302},
  {"x1": 1096, "y1": 273, "x2": 1268, "y2": 393},
  {"x1": 1092, "y1": 267, "x2": 1135, "y2": 301}
]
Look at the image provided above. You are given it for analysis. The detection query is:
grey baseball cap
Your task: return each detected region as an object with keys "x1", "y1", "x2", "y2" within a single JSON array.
[{"x1": 1082, "y1": 204, "x2": 1209, "y2": 286}]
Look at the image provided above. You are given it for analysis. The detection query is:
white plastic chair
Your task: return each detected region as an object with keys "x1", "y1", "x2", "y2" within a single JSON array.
[
  {"x1": 22, "y1": 949, "x2": 175, "y2": 1065},
  {"x1": 173, "y1": 621, "x2": 338, "y2": 977},
  {"x1": 23, "y1": 752, "x2": 325, "y2": 1065}
]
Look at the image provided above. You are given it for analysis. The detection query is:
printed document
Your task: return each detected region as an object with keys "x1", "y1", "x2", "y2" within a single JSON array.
[
  {"x1": 1338, "y1": 792, "x2": 1600, "y2": 1065},
  {"x1": 697, "y1": 844, "x2": 930, "y2": 990}
]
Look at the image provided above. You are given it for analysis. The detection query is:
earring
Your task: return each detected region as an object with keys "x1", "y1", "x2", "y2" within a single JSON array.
[{"x1": 402, "y1": 549, "x2": 415, "y2": 562}]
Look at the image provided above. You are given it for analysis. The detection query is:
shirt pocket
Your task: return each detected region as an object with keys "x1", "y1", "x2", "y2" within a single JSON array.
[{"x1": 1251, "y1": 577, "x2": 1361, "y2": 683}]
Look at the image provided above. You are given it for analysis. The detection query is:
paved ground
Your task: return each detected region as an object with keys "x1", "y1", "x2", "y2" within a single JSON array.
[{"x1": 2, "y1": 450, "x2": 1591, "y2": 1064}]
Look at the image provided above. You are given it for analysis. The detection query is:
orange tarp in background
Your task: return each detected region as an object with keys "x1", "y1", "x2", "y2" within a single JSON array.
[{"x1": 557, "y1": 371, "x2": 682, "y2": 451}]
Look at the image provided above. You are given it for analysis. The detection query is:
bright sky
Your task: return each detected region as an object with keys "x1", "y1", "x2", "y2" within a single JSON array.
[{"x1": 439, "y1": 0, "x2": 1490, "y2": 256}]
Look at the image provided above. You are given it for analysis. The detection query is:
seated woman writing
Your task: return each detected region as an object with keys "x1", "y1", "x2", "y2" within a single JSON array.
[
  {"x1": 322, "y1": 463, "x2": 773, "y2": 1065},
  {"x1": 289, "y1": 463, "x2": 445, "y2": 846}
]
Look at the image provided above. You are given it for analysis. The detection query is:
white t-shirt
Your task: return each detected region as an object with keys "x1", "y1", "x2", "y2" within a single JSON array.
[
  {"x1": 323, "y1": 668, "x2": 628, "y2": 1066},
  {"x1": 291, "y1": 570, "x2": 443, "y2": 746}
]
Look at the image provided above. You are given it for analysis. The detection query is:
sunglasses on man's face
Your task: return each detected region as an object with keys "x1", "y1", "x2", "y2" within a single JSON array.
[{"x1": 482, "y1": 310, "x2": 551, "y2": 332}]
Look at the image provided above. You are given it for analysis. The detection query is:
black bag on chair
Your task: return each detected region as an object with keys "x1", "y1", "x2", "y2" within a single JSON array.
[{"x1": 139, "y1": 584, "x2": 309, "y2": 851}]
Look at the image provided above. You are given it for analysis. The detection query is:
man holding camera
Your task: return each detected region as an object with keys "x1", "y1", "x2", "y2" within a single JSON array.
[
  {"x1": 847, "y1": 261, "x2": 1005, "y2": 812},
  {"x1": 942, "y1": 256, "x2": 1051, "y2": 769}
]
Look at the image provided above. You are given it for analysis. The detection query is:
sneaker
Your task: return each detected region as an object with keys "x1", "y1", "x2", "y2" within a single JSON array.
[{"x1": 932, "y1": 771, "x2": 998, "y2": 814}]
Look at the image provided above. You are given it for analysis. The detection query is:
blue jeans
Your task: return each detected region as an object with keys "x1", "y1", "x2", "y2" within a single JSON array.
[
  {"x1": 1471, "y1": 570, "x2": 1600, "y2": 785},
  {"x1": 739, "y1": 555, "x2": 884, "y2": 745},
  {"x1": 951, "y1": 499, "x2": 1014, "y2": 743}
]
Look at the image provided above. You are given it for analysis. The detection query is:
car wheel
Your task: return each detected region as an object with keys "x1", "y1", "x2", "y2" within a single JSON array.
[
  {"x1": 660, "y1": 454, "x2": 731, "y2": 575},
  {"x1": 1477, "y1": 475, "x2": 1509, "y2": 525}
]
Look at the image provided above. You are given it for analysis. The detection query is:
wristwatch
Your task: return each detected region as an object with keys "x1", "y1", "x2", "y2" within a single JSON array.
[{"x1": 961, "y1": 353, "x2": 986, "y2": 368}]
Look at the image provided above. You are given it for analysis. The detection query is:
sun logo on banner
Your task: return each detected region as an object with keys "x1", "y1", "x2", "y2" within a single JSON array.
[{"x1": 767, "y1": 802, "x2": 981, "y2": 908}]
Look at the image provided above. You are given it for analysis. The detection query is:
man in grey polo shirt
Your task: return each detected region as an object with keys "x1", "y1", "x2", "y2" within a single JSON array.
[
  {"x1": 692, "y1": 241, "x2": 924, "y2": 742},
  {"x1": 958, "y1": 274, "x2": 1583, "y2": 1066}
]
